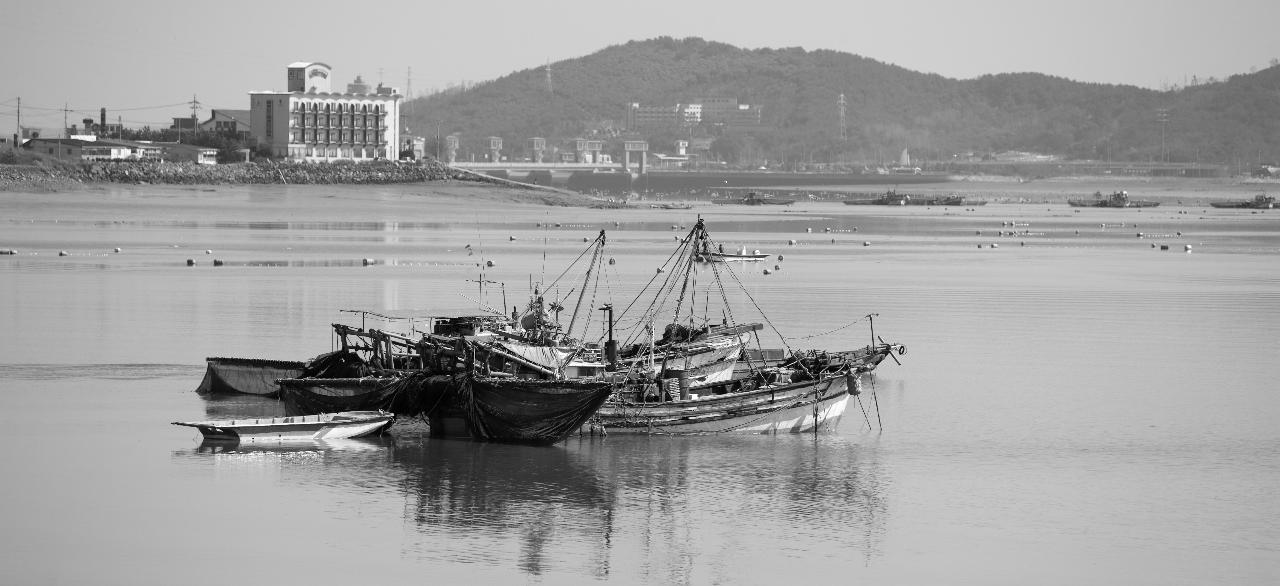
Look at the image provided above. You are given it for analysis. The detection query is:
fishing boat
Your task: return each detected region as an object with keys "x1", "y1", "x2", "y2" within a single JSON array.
[
  {"x1": 1067, "y1": 191, "x2": 1159, "y2": 208},
  {"x1": 713, "y1": 191, "x2": 796, "y2": 206},
  {"x1": 698, "y1": 245, "x2": 770, "y2": 262},
  {"x1": 1210, "y1": 194, "x2": 1274, "y2": 209},
  {"x1": 193, "y1": 357, "x2": 305, "y2": 397},
  {"x1": 274, "y1": 233, "x2": 620, "y2": 445},
  {"x1": 172, "y1": 411, "x2": 394, "y2": 442},
  {"x1": 580, "y1": 219, "x2": 905, "y2": 435},
  {"x1": 650, "y1": 202, "x2": 695, "y2": 210},
  {"x1": 843, "y1": 189, "x2": 975, "y2": 206}
]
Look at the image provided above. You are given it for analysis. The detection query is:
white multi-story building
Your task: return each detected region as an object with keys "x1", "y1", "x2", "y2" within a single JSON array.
[{"x1": 250, "y1": 62, "x2": 401, "y2": 162}]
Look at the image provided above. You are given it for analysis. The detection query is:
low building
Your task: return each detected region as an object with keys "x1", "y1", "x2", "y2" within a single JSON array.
[
  {"x1": 250, "y1": 62, "x2": 401, "y2": 162},
  {"x1": 159, "y1": 142, "x2": 218, "y2": 164},
  {"x1": 200, "y1": 109, "x2": 251, "y2": 140},
  {"x1": 22, "y1": 137, "x2": 132, "y2": 161}
]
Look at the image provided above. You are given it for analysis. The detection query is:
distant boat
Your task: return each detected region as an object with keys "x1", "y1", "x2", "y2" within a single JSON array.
[
  {"x1": 699, "y1": 245, "x2": 769, "y2": 262},
  {"x1": 1210, "y1": 194, "x2": 1274, "y2": 209},
  {"x1": 843, "y1": 189, "x2": 978, "y2": 206},
  {"x1": 172, "y1": 411, "x2": 394, "y2": 442},
  {"x1": 650, "y1": 202, "x2": 694, "y2": 210},
  {"x1": 1067, "y1": 190, "x2": 1159, "y2": 208},
  {"x1": 713, "y1": 191, "x2": 796, "y2": 205},
  {"x1": 193, "y1": 357, "x2": 305, "y2": 397}
]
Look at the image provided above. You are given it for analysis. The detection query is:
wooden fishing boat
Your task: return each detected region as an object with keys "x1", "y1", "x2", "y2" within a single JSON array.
[
  {"x1": 577, "y1": 219, "x2": 905, "y2": 435},
  {"x1": 1210, "y1": 194, "x2": 1274, "y2": 209},
  {"x1": 842, "y1": 189, "x2": 973, "y2": 206},
  {"x1": 712, "y1": 191, "x2": 796, "y2": 206},
  {"x1": 172, "y1": 411, "x2": 394, "y2": 442},
  {"x1": 1067, "y1": 190, "x2": 1159, "y2": 208},
  {"x1": 193, "y1": 357, "x2": 304, "y2": 397},
  {"x1": 590, "y1": 369, "x2": 857, "y2": 434}
]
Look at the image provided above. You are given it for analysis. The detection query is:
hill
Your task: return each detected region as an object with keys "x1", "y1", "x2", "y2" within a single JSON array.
[{"x1": 404, "y1": 37, "x2": 1280, "y2": 171}]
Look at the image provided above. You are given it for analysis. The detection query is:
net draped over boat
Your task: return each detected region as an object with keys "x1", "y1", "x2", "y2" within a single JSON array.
[{"x1": 460, "y1": 377, "x2": 614, "y2": 444}]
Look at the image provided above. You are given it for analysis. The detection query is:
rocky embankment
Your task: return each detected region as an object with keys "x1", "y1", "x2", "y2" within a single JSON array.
[{"x1": 1, "y1": 159, "x2": 493, "y2": 191}]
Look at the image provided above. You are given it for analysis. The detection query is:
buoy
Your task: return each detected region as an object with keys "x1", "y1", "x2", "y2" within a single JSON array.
[
  {"x1": 977, "y1": 244, "x2": 984, "y2": 249},
  {"x1": 777, "y1": 254, "x2": 784, "y2": 261},
  {"x1": 486, "y1": 260, "x2": 495, "y2": 267},
  {"x1": 1075, "y1": 230, "x2": 1080, "y2": 235},
  {"x1": 656, "y1": 267, "x2": 664, "y2": 273},
  {"x1": 583, "y1": 237, "x2": 589, "y2": 243},
  {"x1": 763, "y1": 268, "x2": 772, "y2": 275},
  {"x1": 1160, "y1": 245, "x2": 1169, "y2": 251},
  {"x1": 1136, "y1": 232, "x2": 1143, "y2": 238},
  {"x1": 774, "y1": 264, "x2": 781, "y2": 270},
  {"x1": 991, "y1": 243, "x2": 998, "y2": 249},
  {"x1": 509, "y1": 236, "x2": 516, "y2": 241},
  {"x1": 976, "y1": 230, "x2": 982, "y2": 235},
  {"x1": 806, "y1": 228, "x2": 812, "y2": 233},
  {"x1": 213, "y1": 259, "x2": 224, "y2": 266},
  {"x1": 788, "y1": 239, "x2": 796, "y2": 245},
  {"x1": 1185, "y1": 244, "x2": 1192, "y2": 252},
  {"x1": 113, "y1": 247, "x2": 121, "y2": 253},
  {"x1": 608, "y1": 258, "x2": 615, "y2": 265},
  {"x1": 753, "y1": 249, "x2": 761, "y2": 255},
  {"x1": 205, "y1": 249, "x2": 212, "y2": 254},
  {"x1": 1151, "y1": 243, "x2": 1157, "y2": 248},
  {"x1": 554, "y1": 223, "x2": 561, "y2": 227},
  {"x1": 863, "y1": 241, "x2": 871, "y2": 247},
  {"x1": 824, "y1": 227, "x2": 831, "y2": 232},
  {"x1": 1020, "y1": 241, "x2": 1025, "y2": 246},
  {"x1": 363, "y1": 258, "x2": 374, "y2": 266},
  {"x1": 58, "y1": 250, "x2": 69, "y2": 256}
]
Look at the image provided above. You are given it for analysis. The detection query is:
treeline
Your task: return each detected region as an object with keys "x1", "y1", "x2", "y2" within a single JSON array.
[{"x1": 404, "y1": 37, "x2": 1280, "y2": 168}]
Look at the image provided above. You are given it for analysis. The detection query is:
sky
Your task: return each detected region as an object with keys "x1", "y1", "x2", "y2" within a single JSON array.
[{"x1": 3, "y1": 0, "x2": 1277, "y2": 135}]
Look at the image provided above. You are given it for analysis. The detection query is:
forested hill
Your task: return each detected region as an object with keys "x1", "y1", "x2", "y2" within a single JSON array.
[{"x1": 405, "y1": 37, "x2": 1280, "y2": 167}]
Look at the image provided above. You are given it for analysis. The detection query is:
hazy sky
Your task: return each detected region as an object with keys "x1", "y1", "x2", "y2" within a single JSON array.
[{"x1": 3, "y1": 0, "x2": 1276, "y2": 133}]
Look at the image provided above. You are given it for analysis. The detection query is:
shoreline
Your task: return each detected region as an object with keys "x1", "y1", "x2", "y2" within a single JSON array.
[{"x1": 4, "y1": 160, "x2": 1275, "y2": 208}]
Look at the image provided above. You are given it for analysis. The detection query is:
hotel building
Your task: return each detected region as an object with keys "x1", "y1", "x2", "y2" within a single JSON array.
[{"x1": 249, "y1": 62, "x2": 401, "y2": 162}]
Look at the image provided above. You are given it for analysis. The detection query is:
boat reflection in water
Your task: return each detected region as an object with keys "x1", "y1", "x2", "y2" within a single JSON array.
[
  {"x1": 391, "y1": 434, "x2": 888, "y2": 580},
  {"x1": 174, "y1": 423, "x2": 889, "y2": 580}
]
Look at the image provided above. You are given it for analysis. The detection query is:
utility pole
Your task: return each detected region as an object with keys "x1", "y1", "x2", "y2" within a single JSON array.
[
  {"x1": 545, "y1": 59, "x2": 553, "y2": 94},
  {"x1": 13, "y1": 97, "x2": 18, "y2": 148}
]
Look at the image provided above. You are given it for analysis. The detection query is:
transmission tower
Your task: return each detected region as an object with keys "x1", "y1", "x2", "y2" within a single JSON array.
[
  {"x1": 838, "y1": 93, "x2": 848, "y2": 141},
  {"x1": 1156, "y1": 108, "x2": 1171, "y2": 163}
]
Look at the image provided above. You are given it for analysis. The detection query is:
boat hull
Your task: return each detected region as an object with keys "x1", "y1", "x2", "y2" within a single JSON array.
[
  {"x1": 1210, "y1": 200, "x2": 1274, "y2": 209},
  {"x1": 194, "y1": 357, "x2": 305, "y2": 397},
  {"x1": 279, "y1": 373, "x2": 614, "y2": 445},
  {"x1": 430, "y1": 376, "x2": 615, "y2": 445},
  {"x1": 173, "y1": 411, "x2": 394, "y2": 442},
  {"x1": 588, "y1": 372, "x2": 852, "y2": 435}
]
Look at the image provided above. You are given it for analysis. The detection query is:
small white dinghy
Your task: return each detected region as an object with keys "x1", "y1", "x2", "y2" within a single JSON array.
[{"x1": 173, "y1": 411, "x2": 394, "y2": 442}]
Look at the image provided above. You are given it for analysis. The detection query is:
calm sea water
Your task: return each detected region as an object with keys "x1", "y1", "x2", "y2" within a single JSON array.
[{"x1": 2, "y1": 184, "x2": 1278, "y2": 585}]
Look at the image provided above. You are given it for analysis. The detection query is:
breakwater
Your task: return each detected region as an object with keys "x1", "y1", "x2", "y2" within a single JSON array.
[{"x1": 1, "y1": 159, "x2": 493, "y2": 191}]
